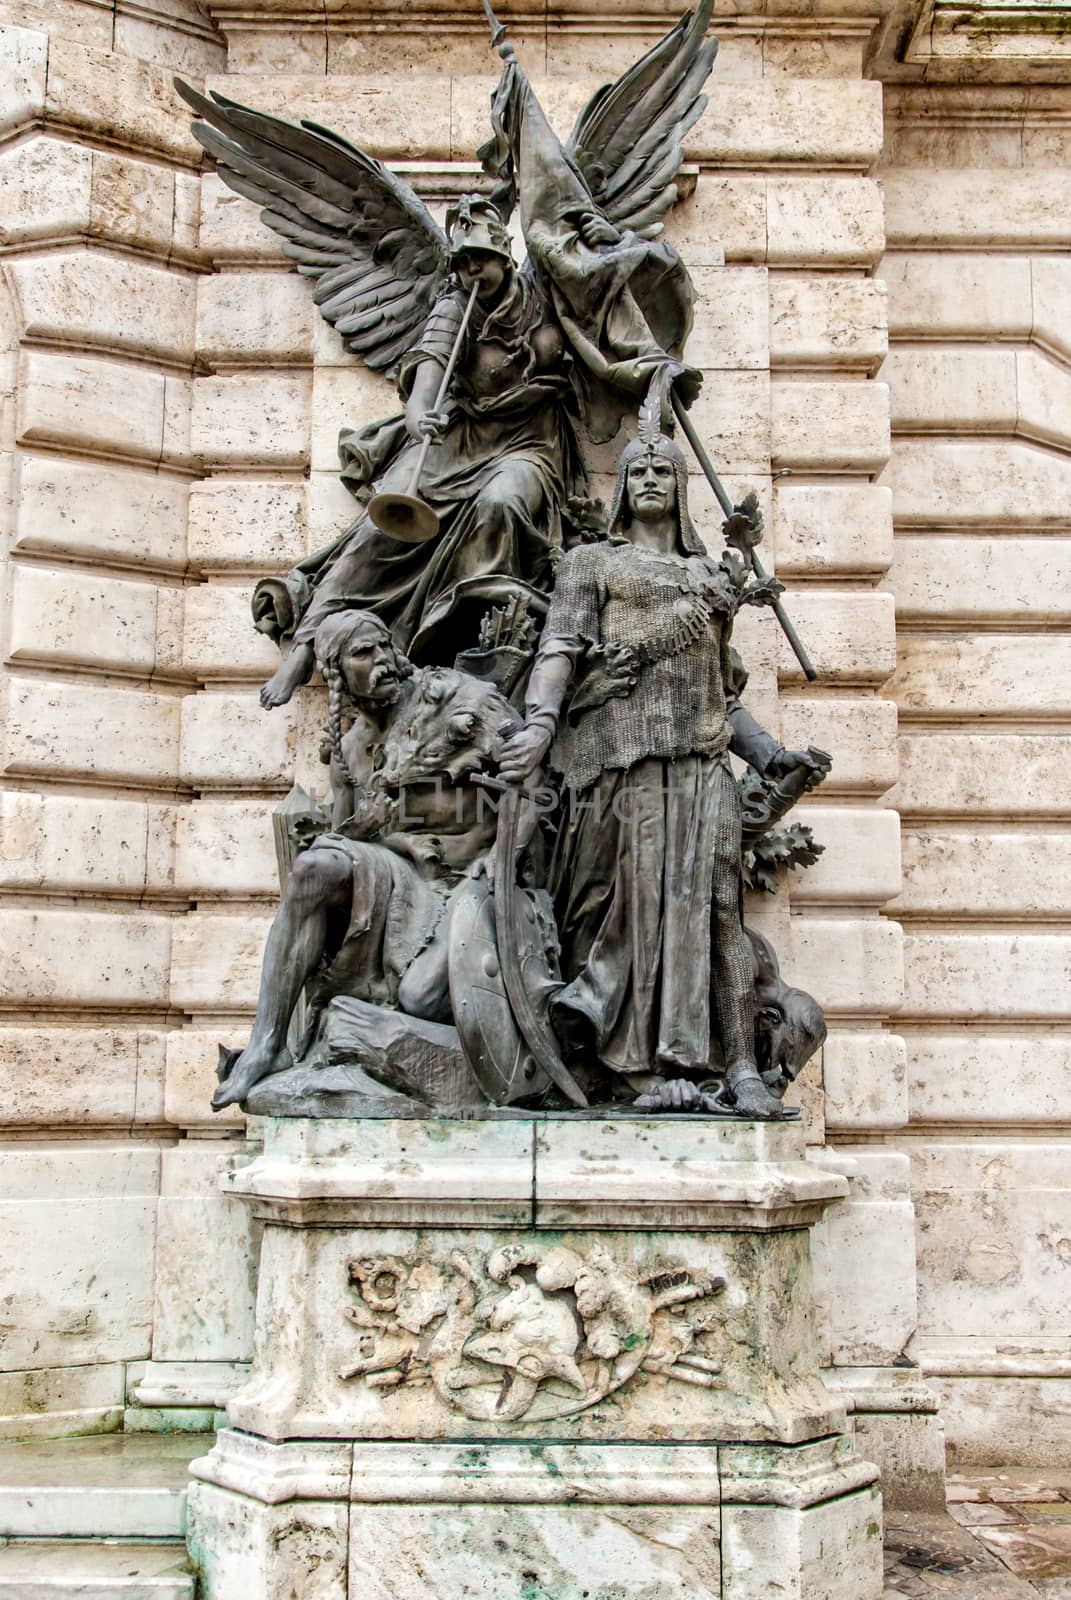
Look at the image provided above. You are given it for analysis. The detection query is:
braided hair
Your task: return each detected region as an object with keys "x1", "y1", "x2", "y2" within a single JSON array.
[{"x1": 312, "y1": 611, "x2": 411, "y2": 786}]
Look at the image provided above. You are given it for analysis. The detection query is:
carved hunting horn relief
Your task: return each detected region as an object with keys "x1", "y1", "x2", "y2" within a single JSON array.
[{"x1": 179, "y1": 1, "x2": 833, "y2": 1123}]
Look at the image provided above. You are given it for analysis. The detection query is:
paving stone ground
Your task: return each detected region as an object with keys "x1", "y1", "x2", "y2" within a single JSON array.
[{"x1": 885, "y1": 1472, "x2": 1071, "y2": 1598}]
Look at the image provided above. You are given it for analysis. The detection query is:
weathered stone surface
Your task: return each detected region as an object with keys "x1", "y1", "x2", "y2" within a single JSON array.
[
  {"x1": 779, "y1": 696, "x2": 899, "y2": 794},
  {"x1": 884, "y1": 169, "x2": 1071, "y2": 249},
  {"x1": 0, "y1": 23, "x2": 46, "y2": 136},
  {"x1": 165, "y1": 1029, "x2": 246, "y2": 1129},
  {"x1": 887, "y1": 536, "x2": 1071, "y2": 622},
  {"x1": 935, "y1": 1378, "x2": 1071, "y2": 1469},
  {"x1": 187, "y1": 478, "x2": 306, "y2": 572},
  {"x1": 0, "y1": 792, "x2": 167, "y2": 895},
  {"x1": 788, "y1": 917, "x2": 904, "y2": 1015},
  {"x1": 13, "y1": 451, "x2": 188, "y2": 571},
  {"x1": 0, "y1": 1362, "x2": 125, "y2": 1442},
  {"x1": 187, "y1": 1480, "x2": 349, "y2": 1600},
  {"x1": 883, "y1": 251, "x2": 1033, "y2": 341},
  {"x1": 720, "y1": 1473, "x2": 882, "y2": 1600},
  {"x1": 183, "y1": 583, "x2": 280, "y2": 680},
  {"x1": 895, "y1": 829, "x2": 1071, "y2": 918},
  {"x1": 45, "y1": 37, "x2": 201, "y2": 162},
  {"x1": 6, "y1": 250, "x2": 195, "y2": 363},
  {"x1": 823, "y1": 1031, "x2": 908, "y2": 1132},
  {"x1": 665, "y1": 174, "x2": 765, "y2": 264},
  {"x1": 17, "y1": 348, "x2": 165, "y2": 461},
  {"x1": 774, "y1": 483, "x2": 893, "y2": 576},
  {"x1": 788, "y1": 806, "x2": 901, "y2": 905},
  {"x1": 688, "y1": 265, "x2": 769, "y2": 370},
  {"x1": 0, "y1": 138, "x2": 91, "y2": 245},
  {"x1": 688, "y1": 370, "x2": 770, "y2": 473},
  {"x1": 172, "y1": 799, "x2": 277, "y2": 897},
  {"x1": 152, "y1": 1143, "x2": 256, "y2": 1364},
  {"x1": 902, "y1": 934, "x2": 1071, "y2": 1019},
  {"x1": 170, "y1": 912, "x2": 272, "y2": 1012},
  {"x1": 89, "y1": 147, "x2": 179, "y2": 256},
  {"x1": 0, "y1": 1148, "x2": 158, "y2": 1371},
  {"x1": 811, "y1": 1148, "x2": 918, "y2": 1366},
  {"x1": 211, "y1": 72, "x2": 452, "y2": 160},
  {"x1": 4, "y1": 677, "x2": 181, "y2": 785},
  {"x1": 179, "y1": 690, "x2": 302, "y2": 789},
  {"x1": 0, "y1": 1026, "x2": 143, "y2": 1126},
  {"x1": 885, "y1": 346, "x2": 1017, "y2": 432},
  {"x1": 0, "y1": 908, "x2": 171, "y2": 1009},
  {"x1": 771, "y1": 379, "x2": 890, "y2": 472},
  {"x1": 7, "y1": 563, "x2": 161, "y2": 676},
  {"x1": 190, "y1": 373, "x2": 310, "y2": 466},
  {"x1": 886, "y1": 437, "x2": 1071, "y2": 527},
  {"x1": 906, "y1": 1036, "x2": 1071, "y2": 1125},
  {"x1": 890, "y1": 635, "x2": 1071, "y2": 718},
  {"x1": 196, "y1": 270, "x2": 314, "y2": 365},
  {"x1": 893, "y1": 733, "x2": 1070, "y2": 816},
  {"x1": 770, "y1": 275, "x2": 887, "y2": 371},
  {"x1": 766, "y1": 176, "x2": 884, "y2": 267}
]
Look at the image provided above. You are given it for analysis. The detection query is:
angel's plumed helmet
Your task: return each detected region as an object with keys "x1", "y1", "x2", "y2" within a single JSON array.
[
  {"x1": 445, "y1": 195, "x2": 513, "y2": 264},
  {"x1": 608, "y1": 371, "x2": 704, "y2": 556}
]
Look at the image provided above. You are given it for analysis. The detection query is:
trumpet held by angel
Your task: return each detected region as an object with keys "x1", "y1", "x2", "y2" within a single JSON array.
[{"x1": 176, "y1": 0, "x2": 716, "y2": 707}]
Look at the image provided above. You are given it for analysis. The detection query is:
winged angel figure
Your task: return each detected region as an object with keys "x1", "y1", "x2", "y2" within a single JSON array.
[{"x1": 177, "y1": 0, "x2": 716, "y2": 708}]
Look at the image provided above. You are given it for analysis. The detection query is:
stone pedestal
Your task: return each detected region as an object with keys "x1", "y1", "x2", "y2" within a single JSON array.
[{"x1": 187, "y1": 1117, "x2": 884, "y2": 1599}]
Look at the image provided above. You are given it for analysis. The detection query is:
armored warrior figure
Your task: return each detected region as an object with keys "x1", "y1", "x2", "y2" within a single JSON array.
[{"x1": 498, "y1": 404, "x2": 826, "y2": 1119}]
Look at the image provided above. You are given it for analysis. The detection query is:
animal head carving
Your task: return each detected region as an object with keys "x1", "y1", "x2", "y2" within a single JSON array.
[{"x1": 376, "y1": 666, "x2": 520, "y2": 789}]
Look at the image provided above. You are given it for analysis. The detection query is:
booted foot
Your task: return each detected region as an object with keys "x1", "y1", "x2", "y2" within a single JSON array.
[
  {"x1": 728, "y1": 1063, "x2": 785, "y2": 1121},
  {"x1": 212, "y1": 1043, "x2": 292, "y2": 1110},
  {"x1": 259, "y1": 644, "x2": 314, "y2": 709}
]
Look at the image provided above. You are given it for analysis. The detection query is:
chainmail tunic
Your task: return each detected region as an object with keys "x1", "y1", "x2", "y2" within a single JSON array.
[{"x1": 544, "y1": 538, "x2": 740, "y2": 792}]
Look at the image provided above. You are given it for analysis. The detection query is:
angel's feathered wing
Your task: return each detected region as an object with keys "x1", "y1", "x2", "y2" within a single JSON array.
[
  {"x1": 176, "y1": 80, "x2": 449, "y2": 376},
  {"x1": 566, "y1": 0, "x2": 716, "y2": 239}
]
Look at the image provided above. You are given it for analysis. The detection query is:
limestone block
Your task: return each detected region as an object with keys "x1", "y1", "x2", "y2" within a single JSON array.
[
  {"x1": 0, "y1": 908, "x2": 171, "y2": 1009},
  {"x1": 170, "y1": 912, "x2": 272, "y2": 1012},
  {"x1": 687, "y1": 371, "x2": 770, "y2": 475},
  {"x1": 165, "y1": 1029, "x2": 245, "y2": 1128},
  {"x1": 0, "y1": 137, "x2": 91, "y2": 245},
  {"x1": 44, "y1": 38, "x2": 201, "y2": 162},
  {"x1": 906, "y1": 1034, "x2": 1071, "y2": 1125},
  {"x1": 720, "y1": 1477, "x2": 882, "y2": 1600},
  {"x1": 889, "y1": 635, "x2": 1071, "y2": 718},
  {"x1": 113, "y1": 10, "x2": 225, "y2": 75},
  {"x1": 0, "y1": 792, "x2": 155, "y2": 893},
  {"x1": 884, "y1": 347, "x2": 1016, "y2": 433},
  {"x1": 823, "y1": 1031, "x2": 908, "y2": 1131},
  {"x1": 771, "y1": 379, "x2": 889, "y2": 472},
  {"x1": 910, "y1": 1142, "x2": 1071, "y2": 1340},
  {"x1": 163, "y1": 372, "x2": 195, "y2": 469},
  {"x1": 778, "y1": 696, "x2": 898, "y2": 794},
  {"x1": 0, "y1": 1026, "x2": 142, "y2": 1126},
  {"x1": 0, "y1": 1147, "x2": 158, "y2": 1370},
  {"x1": 887, "y1": 535, "x2": 1071, "y2": 623},
  {"x1": 190, "y1": 373, "x2": 310, "y2": 466},
  {"x1": 187, "y1": 478, "x2": 306, "y2": 573},
  {"x1": 810, "y1": 1148, "x2": 917, "y2": 1366},
  {"x1": 173, "y1": 799, "x2": 277, "y2": 897},
  {"x1": 196, "y1": 270, "x2": 314, "y2": 366},
  {"x1": 173, "y1": 170, "x2": 199, "y2": 256},
  {"x1": 935, "y1": 1376, "x2": 1071, "y2": 1469},
  {"x1": 0, "y1": 24, "x2": 46, "y2": 135},
  {"x1": 789, "y1": 807, "x2": 901, "y2": 905},
  {"x1": 769, "y1": 276, "x2": 887, "y2": 372},
  {"x1": 886, "y1": 437, "x2": 1071, "y2": 527},
  {"x1": 13, "y1": 452, "x2": 188, "y2": 572},
  {"x1": 893, "y1": 733, "x2": 1069, "y2": 817},
  {"x1": 90, "y1": 149, "x2": 177, "y2": 258},
  {"x1": 210, "y1": 73, "x2": 451, "y2": 161},
  {"x1": 895, "y1": 828, "x2": 1071, "y2": 918},
  {"x1": 664, "y1": 176, "x2": 766, "y2": 265},
  {"x1": 310, "y1": 366, "x2": 399, "y2": 473},
  {"x1": 199, "y1": 173, "x2": 288, "y2": 263},
  {"x1": 769, "y1": 590, "x2": 895, "y2": 684},
  {"x1": 1030, "y1": 256, "x2": 1071, "y2": 367},
  {"x1": 308, "y1": 471, "x2": 360, "y2": 552},
  {"x1": 187, "y1": 1481, "x2": 349, "y2": 1600},
  {"x1": 882, "y1": 252, "x2": 1032, "y2": 341},
  {"x1": 17, "y1": 349, "x2": 164, "y2": 461},
  {"x1": 766, "y1": 177, "x2": 884, "y2": 268},
  {"x1": 788, "y1": 917, "x2": 904, "y2": 1015},
  {"x1": 1016, "y1": 346, "x2": 1071, "y2": 451},
  {"x1": 690, "y1": 78, "x2": 882, "y2": 167},
  {"x1": 152, "y1": 1143, "x2": 256, "y2": 1363},
  {"x1": 4, "y1": 677, "x2": 181, "y2": 785},
  {"x1": 902, "y1": 933, "x2": 1071, "y2": 1020},
  {"x1": 179, "y1": 690, "x2": 299, "y2": 788},
  {"x1": 6, "y1": 563, "x2": 160, "y2": 675},
  {"x1": 763, "y1": 37, "x2": 864, "y2": 78},
  {"x1": 0, "y1": 1362, "x2": 124, "y2": 1442},
  {"x1": 688, "y1": 266, "x2": 768, "y2": 370},
  {"x1": 312, "y1": 313, "x2": 352, "y2": 369},
  {"x1": 850, "y1": 1408, "x2": 947, "y2": 1514},
  {"x1": 884, "y1": 168, "x2": 1071, "y2": 249},
  {"x1": 773, "y1": 483, "x2": 892, "y2": 576},
  {"x1": 348, "y1": 1502, "x2": 722, "y2": 1599},
  {"x1": 183, "y1": 583, "x2": 280, "y2": 680},
  {"x1": 6, "y1": 251, "x2": 194, "y2": 364}
]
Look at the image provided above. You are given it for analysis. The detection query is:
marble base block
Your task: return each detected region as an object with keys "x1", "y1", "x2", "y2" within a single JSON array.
[{"x1": 186, "y1": 1117, "x2": 884, "y2": 1598}]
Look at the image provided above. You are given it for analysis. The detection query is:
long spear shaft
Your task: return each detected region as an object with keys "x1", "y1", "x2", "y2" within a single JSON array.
[{"x1": 671, "y1": 392, "x2": 817, "y2": 682}]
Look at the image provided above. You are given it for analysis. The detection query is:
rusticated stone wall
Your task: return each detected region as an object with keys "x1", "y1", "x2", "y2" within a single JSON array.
[{"x1": 0, "y1": 0, "x2": 1062, "y2": 1479}]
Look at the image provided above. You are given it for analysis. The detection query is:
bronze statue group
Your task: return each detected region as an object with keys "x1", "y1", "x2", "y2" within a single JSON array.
[{"x1": 181, "y1": 2, "x2": 831, "y2": 1120}]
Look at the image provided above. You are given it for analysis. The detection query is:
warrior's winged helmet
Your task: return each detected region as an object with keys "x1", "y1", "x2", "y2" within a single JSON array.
[
  {"x1": 445, "y1": 195, "x2": 513, "y2": 264},
  {"x1": 608, "y1": 371, "x2": 703, "y2": 556}
]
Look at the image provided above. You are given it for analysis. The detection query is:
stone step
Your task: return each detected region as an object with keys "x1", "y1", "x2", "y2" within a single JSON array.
[
  {"x1": 0, "y1": 1540, "x2": 193, "y2": 1596},
  {"x1": 0, "y1": 1437, "x2": 211, "y2": 1541}
]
